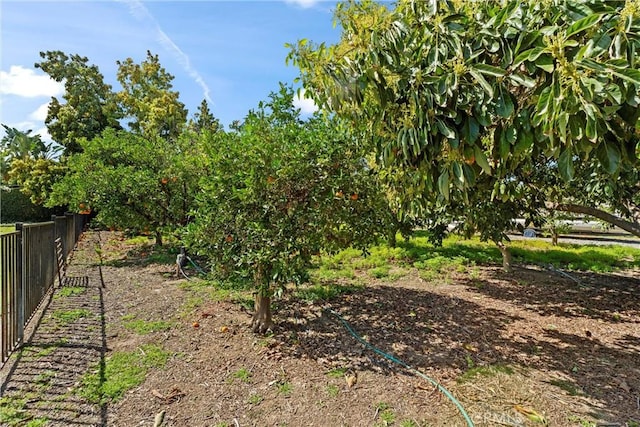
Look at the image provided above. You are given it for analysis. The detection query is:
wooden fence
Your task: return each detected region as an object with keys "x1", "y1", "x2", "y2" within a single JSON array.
[{"x1": 0, "y1": 213, "x2": 88, "y2": 367}]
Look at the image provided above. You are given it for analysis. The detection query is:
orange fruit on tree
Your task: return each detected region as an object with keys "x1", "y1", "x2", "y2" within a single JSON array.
[
  {"x1": 225, "y1": 235, "x2": 234, "y2": 243},
  {"x1": 350, "y1": 193, "x2": 358, "y2": 200}
]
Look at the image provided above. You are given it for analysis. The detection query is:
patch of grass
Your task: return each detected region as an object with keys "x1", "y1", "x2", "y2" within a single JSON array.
[
  {"x1": 567, "y1": 415, "x2": 596, "y2": 427},
  {"x1": 399, "y1": 421, "x2": 419, "y2": 427},
  {"x1": 277, "y1": 381, "x2": 293, "y2": 396},
  {"x1": 0, "y1": 396, "x2": 48, "y2": 427},
  {"x1": 294, "y1": 283, "x2": 363, "y2": 303},
  {"x1": 369, "y1": 266, "x2": 391, "y2": 279},
  {"x1": 325, "y1": 384, "x2": 339, "y2": 398},
  {"x1": 375, "y1": 402, "x2": 396, "y2": 426},
  {"x1": 548, "y1": 379, "x2": 584, "y2": 396},
  {"x1": 34, "y1": 370, "x2": 56, "y2": 389},
  {"x1": 51, "y1": 308, "x2": 92, "y2": 324},
  {"x1": 231, "y1": 368, "x2": 252, "y2": 383},
  {"x1": 123, "y1": 319, "x2": 174, "y2": 335},
  {"x1": 248, "y1": 393, "x2": 263, "y2": 405},
  {"x1": 310, "y1": 265, "x2": 356, "y2": 282},
  {"x1": 77, "y1": 344, "x2": 170, "y2": 404},
  {"x1": 53, "y1": 286, "x2": 86, "y2": 299},
  {"x1": 326, "y1": 367, "x2": 347, "y2": 378},
  {"x1": 457, "y1": 364, "x2": 514, "y2": 383},
  {"x1": 0, "y1": 224, "x2": 15, "y2": 234}
]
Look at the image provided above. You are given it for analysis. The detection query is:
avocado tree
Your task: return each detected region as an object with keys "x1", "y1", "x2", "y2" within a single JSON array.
[
  {"x1": 185, "y1": 85, "x2": 390, "y2": 332},
  {"x1": 288, "y1": 0, "x2": 640, "y2": 263},
  {"x1": 116, "y1": 50, "x2": 188, "y2": 140}
]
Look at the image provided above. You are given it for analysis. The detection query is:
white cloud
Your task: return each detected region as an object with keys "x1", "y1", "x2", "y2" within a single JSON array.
[
  {"x1": 33, "y1": 126, "x2": 53, "y2": 143},
  {"x1": 285, "y1": 0, "x2": 320, "y2": 8},
  {"x1": 0, "y1": 66, "x2": 63, "y2": 98},
  {"x1": 118, "y1": 0, "x2": 213, "y2": 104},
  {"x1": 293, "y1": 90, "x2": 318, "y2": 115},
  {"x1": 30, "y1": 102, "x2": 50, "y2": 121}
]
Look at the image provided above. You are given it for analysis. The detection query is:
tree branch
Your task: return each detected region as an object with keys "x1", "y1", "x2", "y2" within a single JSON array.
[{"x1": 548, "y1": 203, "x2": 640, "y2": 238}]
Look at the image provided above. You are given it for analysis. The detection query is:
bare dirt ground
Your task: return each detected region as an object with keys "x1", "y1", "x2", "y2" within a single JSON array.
[{"x1": 1, "y1": 230, "x2": 639, "y2": 427}]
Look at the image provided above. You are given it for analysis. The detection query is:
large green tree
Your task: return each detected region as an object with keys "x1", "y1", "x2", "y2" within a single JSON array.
[
  {"x1": 48, "y1": 128, "x2": 203, "y2": 245},
  {"x1": 35, "y1": 51, "x2": 121, "y2": 154},
  {"x1": 185, "y1": 86, "x2": 390, "y2": 332},
  {"x1": 116, "y1": 51, "x2": 188, "y2": 140},
  {"x1": 289, "y1": 0, "x2": 640, "y2": 250}
]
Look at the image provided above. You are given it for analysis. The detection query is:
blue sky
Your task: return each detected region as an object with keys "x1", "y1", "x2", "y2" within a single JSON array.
[{"x1": 0, "y1": 0, "x2": 344, "y2": 141}]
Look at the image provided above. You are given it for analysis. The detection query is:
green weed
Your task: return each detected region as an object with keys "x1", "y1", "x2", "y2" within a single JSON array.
[
  {"x1": 248, "y1": 394, "x2": 263, "y2": 405},
  {"x1": 326, "y1": 367, "x2": 347, "y2": 378},
  {"x1": 123, "y1": 319, "x2": 174, "y2": 335},
  {"x1": 0, "y1": 396, "x2": 48, "y2": 427},
  {"x1": 54, "y1": 286, "x2": 86, "y2": 299},
  {"x1": 326, "y1": 384, "x2": 339, "y2": 398},
  {"x1": 77, "y1": 344, "x2": 170, "y2": 403},
  {"x1": 231, "y1": 368, "x2": 252, "y2": 383},
  {"x1": 277, "y1": 381, "x2": 293, "y2": 396},
  {"x1": 458, "y1": 364, "x2": 514, "y2": 383},
  {"x1": 51, "y1": 308, "x2": 92, "y2": 324},
  {"x1": 375, "y1": 402, "x2": 396, "y2": 426}
]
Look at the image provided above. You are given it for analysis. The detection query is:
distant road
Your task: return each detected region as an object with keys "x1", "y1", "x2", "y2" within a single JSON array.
[{"x1": 508, "y1": 232, "x2": 640, "y2": 248}]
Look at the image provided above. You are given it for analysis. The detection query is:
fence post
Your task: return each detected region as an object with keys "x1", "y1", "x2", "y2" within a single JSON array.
[{"x1": 15, "y1": 222, "x2": 24, "y2": 346}]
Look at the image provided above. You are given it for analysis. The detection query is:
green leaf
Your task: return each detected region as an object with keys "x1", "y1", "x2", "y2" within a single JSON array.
[
  {"x1": 473, "y1": 145, "x2": 491, "y2": 175},
  {"x1": 535, "y1": 54, "x2": 555, "y2": 73},
  {"x1": 508, "y1": 73, "x2": 537, "y2": 88},
  {"x1": 437, "y1": 170, "x2": 450, "y2": 200},
  {"x1": 462, "y1": 163, "x2": 476, "y2": 187},
  {"x1": 565, "y1": 13, "x2": 602, "y2": 38},
  {"x1": 436, "y1": 120, "x2": 456, "y2": 140},
  {"x1": 558, "y1": 149, "x2": 574, "y2": 181},
  {"x1": 597, "y1": 142, "x2": 621, "y2": 174},
  {"x1": 610, "y1": 67, "x2": 640, "y2": 86},
  {"x1": 495, "y1": 89, "x2": 514, "y2": 118},
  {"x1": 514, "y1": 131, "x2": 533, "y2": 157},
  {"x1": 462, "y1": 116, "x2": 480, "y2": 143},
  {"x1": 468, "y1": 68, "x2": 494, "y2": 98},
  {"x1": 474, "y1": 63, "x2": 506, "y2": 77}
]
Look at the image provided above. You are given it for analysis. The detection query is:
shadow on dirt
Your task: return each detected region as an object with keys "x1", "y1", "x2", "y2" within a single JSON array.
[
  {"x1": 0, "y1": 235, "x2": 108, "y2": 427},
  {"x1": 276, "y1": 267, "x2": 640, "y2": 421}
]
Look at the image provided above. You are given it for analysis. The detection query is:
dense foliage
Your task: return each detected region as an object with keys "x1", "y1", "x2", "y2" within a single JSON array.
[
  {"x1": 288, "y1": 0, "x2": 640, "y2": 247},
  {"x1": 48, "y1": 128, "x2": 204, "y2": 245},
  {"x1": 185, "y1": 86, "x2": 389, "y2": 332}
]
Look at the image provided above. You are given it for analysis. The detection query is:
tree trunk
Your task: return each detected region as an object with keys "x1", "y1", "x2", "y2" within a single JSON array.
[
  {"x1": 252, "y1": 293, "x2": 273, "y2": 334},
  {"x1": 387, "y1": 227, "x2": 398, "y2": 248},
  {"x1": 155, "y1": 230, "x2": 163, "y2": 246},
  {"x1": 252, "y1": 264, "x2": 273, "y2": 334},
  {"x1": 496, "y1": 242, "x2": 512, "y2": 273},
  {"x1": 550, "y1": 203, "x2": 640, "y2": 238},
  {"x1": 551, "y1": 231, "x2": 558, "y2": 246}
]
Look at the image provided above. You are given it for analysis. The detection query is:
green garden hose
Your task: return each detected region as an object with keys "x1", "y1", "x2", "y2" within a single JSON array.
[{"x1": 325, "y1": 308, "x2": 475, "y2": 427}]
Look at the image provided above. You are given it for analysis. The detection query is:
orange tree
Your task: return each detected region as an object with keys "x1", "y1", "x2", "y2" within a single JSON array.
[
  {"x1": 184, "y1": 85, "x2": 390, "y2": 333},
  {"x1": 48, "y1": 128, "x2": 206, "y2": 245}
]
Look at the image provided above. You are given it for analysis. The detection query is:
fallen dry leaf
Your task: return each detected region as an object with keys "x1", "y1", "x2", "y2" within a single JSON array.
[
  {"x1": 514, "y1": 404, "x2": 548, "y2": 424},
  {"x1": 345, "y1": 370, "x2": 357, "y2": 388}
]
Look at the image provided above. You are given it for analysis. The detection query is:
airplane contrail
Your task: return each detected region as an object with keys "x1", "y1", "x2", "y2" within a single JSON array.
[{"x1": 118, "y1": 0, "x2": 213, "y2": 105}]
